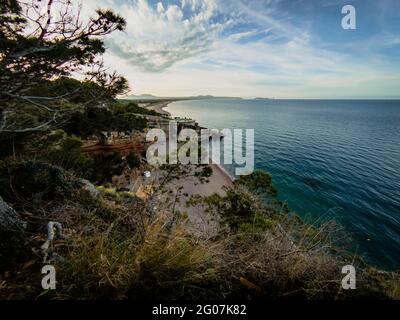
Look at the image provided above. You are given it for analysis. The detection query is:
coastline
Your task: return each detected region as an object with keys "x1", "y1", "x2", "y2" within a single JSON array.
[
  {"x1": 162, "y1": 100, "x2": 235, "y2": 184},
  {"x1": 212, "y1": 162, "x2": 235, "y2": 183},
  {"x1": 160, "y1": 103, "x2": 172, "y2": 116},
  {"x1": 139, "y1": 100, "x2": 172, "y2": 116},
  {"x1": 143, "y1": 99, "x2": 234, "y2": 193}
]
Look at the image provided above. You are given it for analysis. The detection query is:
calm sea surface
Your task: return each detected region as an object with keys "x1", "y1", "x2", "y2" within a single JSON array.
[{"x1": 166, "y1": 99, "x2": 400, "y2": 269}]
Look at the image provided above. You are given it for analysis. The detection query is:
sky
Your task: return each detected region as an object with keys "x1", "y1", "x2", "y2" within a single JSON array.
[{"x1": 80, "y1": 0, "x2": 400, "y2": 98}]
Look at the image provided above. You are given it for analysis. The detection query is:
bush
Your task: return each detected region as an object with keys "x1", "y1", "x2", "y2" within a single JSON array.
[
  {"x1": 89, "y1": 153, "x2": 125, "y2": 183},
  {"x1": 236, "y1": 170, "x2": 277, "y2": 197},
  {"x1": 113, "y1": 101, "x2": 160, "y2": 116},
  {"x1": 197, "y1": 186, "x2": 266, "y2": 231},
  {"x1": 41, "y1": 218, "x2": 222, "y2": 300},
  {"x1": 48, "y1": 132, "x2": 94, "y2": 177},
  {"x1": 64, "y1": 104, "x2": 148, "y2": 139},
  {"x1": 0, "y1": 159, "x2": 80, "y2": 206},
  {"x1": 2, "y1": 184, "x2": 399, "y2": 300},
  {"x1": 194, "y1": 165, "x2": 213, "y2": 179},
  {"x1": 127, "y1": 152, "x2": 140, "y2": 168}
]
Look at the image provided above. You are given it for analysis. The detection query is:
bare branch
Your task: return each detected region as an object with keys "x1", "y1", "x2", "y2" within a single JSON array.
[
  {"x1": 38, "y1": 0, "x2": 54, "y2": 40},
  {"x1": 3, "y1": 92, "x2": 53, "y2": 111}
]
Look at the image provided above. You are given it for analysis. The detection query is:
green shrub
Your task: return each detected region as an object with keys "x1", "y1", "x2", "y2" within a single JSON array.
[
  {"x1": 195, "y1": 165, "x2": 213, "y2": 178},
  {"x1": 238, "y1": 215, "x2": 278, "y2": 234},
  {"x1": 26, "y1": 130, "x2": 95, "y2": 178},
  {"x1": 113, "y1": 101, "x2": 160, "y2": 116},
  {"x1": 64, "y1": 104, "x2": 148, "y2": 139},
  {"x1": 50, "y1": 220, "x2": 222, "y2": 300},
  {"x1": 0, "y1": 159, "x2": 80, "y2": 206},
  {"x1": 89, "y1": 153, "x2": 125, "y2": 183},
  {"x1": 236, "y1": 170, "x2": 277, "y2": 197},
  {"x1": 127, "y1": 152, "x2": 140, "y2": 168}
]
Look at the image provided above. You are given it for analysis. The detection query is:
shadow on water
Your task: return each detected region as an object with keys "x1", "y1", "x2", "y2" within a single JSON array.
[{"x1": 302, "y1": 176, "x2": 324, "y2": 190}]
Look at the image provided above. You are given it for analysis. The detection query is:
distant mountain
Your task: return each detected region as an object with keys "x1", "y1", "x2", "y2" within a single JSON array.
[
  {"x1": 124, "y1": 94, "x2": 160, "y2": 100},
  {"x1": 122, "y1": 94, "x2": 244, "y2": 101},
  {"x1": 194, "y1": 95, "x2": 243, "y2": 100},
  {"x1": 194, "y1": 95, "x2": 214, "y2": 99}
]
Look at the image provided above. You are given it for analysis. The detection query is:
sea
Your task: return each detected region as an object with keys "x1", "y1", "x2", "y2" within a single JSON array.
[{"x1": 166, "y1": 99, "x2": 400, "y2": 270}]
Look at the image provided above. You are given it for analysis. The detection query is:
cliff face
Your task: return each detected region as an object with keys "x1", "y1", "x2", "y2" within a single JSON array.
[
  {"x1": 82, "y1": 141, "x2": 142, "y2": 157},
  {"x1": 82, "y1": 136, "x2": 149, "y2": 158}
]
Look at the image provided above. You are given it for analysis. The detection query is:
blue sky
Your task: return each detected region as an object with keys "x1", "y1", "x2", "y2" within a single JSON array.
[{"x1": 81, "y1": 0, "x2": 400, "y2": 98}]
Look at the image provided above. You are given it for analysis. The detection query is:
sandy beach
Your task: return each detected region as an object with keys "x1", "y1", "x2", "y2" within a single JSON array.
[
  {"x1": 183, "y1": 163, "x2": 233, "y2": 197},
  {"x1": 142, "y1": 100, "x2": 234, "y2": 195},
  {"x1": 143, "y1": 99, "x2": 234, "y2": 234},
  {"x1": 161, "y1": 162, "x2": 233, "y2": 237},
  {"x1": 144, "y1": 100, "x2": 237, "y2": 187},
  {"x1": 139, "y1": 100, "x2": 172, "y2": 116}
]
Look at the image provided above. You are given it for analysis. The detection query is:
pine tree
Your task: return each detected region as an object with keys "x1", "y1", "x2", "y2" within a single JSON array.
[{"x1": 0, "y1": 0, "x2": 129, "y2": 133}]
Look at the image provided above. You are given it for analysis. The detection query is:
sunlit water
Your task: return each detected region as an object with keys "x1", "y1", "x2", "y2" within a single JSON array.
[{"x1": 166, "y1": 99, "x2": 400, "y2": 269}]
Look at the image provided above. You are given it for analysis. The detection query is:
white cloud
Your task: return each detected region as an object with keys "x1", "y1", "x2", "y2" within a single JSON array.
[
  {"x1": 80, "y1": 0, "x2": 400, "y2": 98},
  {"x1": 84, "y1": 0, "x2": 230, "y2": 72}
]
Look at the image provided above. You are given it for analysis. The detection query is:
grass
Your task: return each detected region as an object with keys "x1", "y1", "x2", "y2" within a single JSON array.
[{"x1": 1, "y1": 167, "x2": 399, "y2": 300}]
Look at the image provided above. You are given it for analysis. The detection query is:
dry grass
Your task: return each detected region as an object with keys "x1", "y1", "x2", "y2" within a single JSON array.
[{"x1": 1, "y1": 183, "x2": 399, "y2": 300}]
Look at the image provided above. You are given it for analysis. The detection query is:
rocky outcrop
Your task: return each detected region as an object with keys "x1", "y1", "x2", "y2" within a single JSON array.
[
  {"x1": 82, "y1": 139, "x2": 148, "y2": 158},
  {"x1": 0, "y1": 196, "x2": 26, "y2": 233},
  {"x1": 80, "y1": 179, "x2": 100, "y2": 197},
  {"x1": 0, "y1": 196, "x2": 28, "y2": 272}
]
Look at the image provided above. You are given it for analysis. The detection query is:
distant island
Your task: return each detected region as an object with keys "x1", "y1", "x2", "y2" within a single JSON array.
[
  {"x1": 125, "y1": 94, "x2": 277, "y2": 102},
  {"x1": 254, "y1": 97, "x2": 274, "y2": 100}
]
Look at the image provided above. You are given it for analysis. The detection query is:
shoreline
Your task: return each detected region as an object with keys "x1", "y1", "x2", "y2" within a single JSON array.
[
  {"x1": 139, "y1": 100, "x2": 172, "y2": 116},
  {"x1": 210, "y1": 161, "x2": 235, "y2": 183},
  {"x1": 160, "y1": 103, "x2": 171, "y2": 116},
  {"x1": 143, "y1": 99, "x2": 234, "y2": 190}
]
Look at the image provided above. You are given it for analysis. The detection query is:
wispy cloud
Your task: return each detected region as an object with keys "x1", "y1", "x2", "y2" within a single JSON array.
[
  {"x1": 231, "y1": 0, "x2": 311, "y2": 44},
  {"x1": 82, "y1": 0, "x2": 400, "y2": 98},
  {"x1": 99, "y1": 0, "x2": 230, "y2": 72}
]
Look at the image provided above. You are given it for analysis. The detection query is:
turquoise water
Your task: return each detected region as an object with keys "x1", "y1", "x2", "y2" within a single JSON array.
[{"x1": 166, "y1": 99, "x2": 400, "y2": 269}]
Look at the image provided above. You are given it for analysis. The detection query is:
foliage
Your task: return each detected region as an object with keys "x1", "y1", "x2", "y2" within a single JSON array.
[
  {"x1": 90, "y1": 153, "x2": 125, "y2": 184},
  {"x1": 127, "y1": 152, "x2": 140, "y2": 169},
  {"x1": 0, "y1": 1, "x2": 398, "y2": 302},
  {"x1": 0, "y1": 0, "x2": 128, "y2": 133},
  {"x1": 113, "y1": 101, "x2": 161, "y2": 116},
  {"x1": 29, "y1": 77, "x2": 123, "y2": 106},
  {"x1": 192, "y1": 185, "x2": 270, "y2": 232},
  {"x1": 0, "y1": 158, "x2": 80, "y2": 207},
  {"x1": 235, "y1": 170, "x2": 277, "y2": 197},
  {"x1": 195, "y1": 165, "x2": 213, "y2": 178},
  {"x1": 24, "y1": 129, "x2": 94, "y2": 178},
  {"x1": 64, "y1": 105, "x2": 148, "y2": 139},
  {"x1": 2, "y1": 195, "x2": 398, "y2": 300},
  {"x1": 1, "y1": 160, "x2": 399, "y2": 300}
]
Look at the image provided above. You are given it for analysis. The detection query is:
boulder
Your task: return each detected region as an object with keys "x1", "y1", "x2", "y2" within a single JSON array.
[
  {"x1": 0, "y1": 196, "x2": 29, "y2": 271},
  {"x1": 80, "y1": 179, "x2": 100, "y2": 198},
  {"x1": 0, "y1": 196, "x2": 26, "y2": 233}
]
